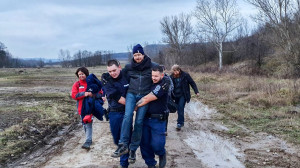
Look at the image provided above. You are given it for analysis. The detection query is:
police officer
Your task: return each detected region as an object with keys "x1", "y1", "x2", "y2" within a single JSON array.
[
  {"x1": 135, "y1": 65, "x2": 169, "y2": 168},
  {"x1": 101, "y1": 59, "x2": 131, "y2": 168}
]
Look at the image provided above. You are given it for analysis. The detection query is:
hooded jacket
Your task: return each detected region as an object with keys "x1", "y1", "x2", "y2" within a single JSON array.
[
  {"x1": 71, "y1": 79, "x2": 87, "y2": 115},
  {"x1": 123, "y1": 55, "x2": 158, "y2": 95}
]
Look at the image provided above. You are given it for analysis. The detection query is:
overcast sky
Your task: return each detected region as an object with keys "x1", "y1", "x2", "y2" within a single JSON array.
[{"x1": 0, "y1": 0, "x2": 257, "y2": 59}]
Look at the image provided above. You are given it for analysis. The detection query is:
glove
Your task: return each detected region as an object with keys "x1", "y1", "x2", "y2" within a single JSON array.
[
  {"x1": 104, "y1": 109, "x2": 109, "y2": 121},
  {"x1": 83, "y1": 114, "x2": 93, "y2": 123}
]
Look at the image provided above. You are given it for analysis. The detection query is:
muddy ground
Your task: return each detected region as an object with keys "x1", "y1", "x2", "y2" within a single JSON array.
[{"x1": 7, "y1": 100, "x2": 300, "y2": 168}]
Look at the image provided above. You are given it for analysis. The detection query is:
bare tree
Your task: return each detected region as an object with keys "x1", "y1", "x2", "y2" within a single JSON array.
[
  {"x1": 127, "y1": 44, "x2": 134, "y2": 62},
  {"x1": 65, "y1": 50, "x2": 71, "y2": 67},
  {"x1": 160, "y1": 13, "x2": 193, "y2": 65},
  {"x1": 38, "y1": 58, "x2": 45, "y2": 68},
  {"x1": 246, "y1": 0, "x2": 300, "y2": 77},
  {"x1": 58, "y1": 49, "x2": 67, "y2": 67},
  {"x1": 93, "y1": 51, "x2": 102, "y2": 66},
  {"x1": 194, "y1": 0, "x2": 241, "y2": 70}
]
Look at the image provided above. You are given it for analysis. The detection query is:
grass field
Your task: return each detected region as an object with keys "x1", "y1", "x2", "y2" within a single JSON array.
[{"x1": 0, "y1": 67, "x2": 106, "y2": 165}]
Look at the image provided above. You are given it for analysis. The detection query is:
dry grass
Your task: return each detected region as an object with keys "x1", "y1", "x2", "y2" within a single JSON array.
[{"x1": 189, "y1": 71, "x2": 300, "y2": 144}]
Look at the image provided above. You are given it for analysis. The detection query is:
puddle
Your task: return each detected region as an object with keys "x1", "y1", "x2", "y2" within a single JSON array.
[{"x1": 184, "y1": 101, "x2": 245, "y2": 168}]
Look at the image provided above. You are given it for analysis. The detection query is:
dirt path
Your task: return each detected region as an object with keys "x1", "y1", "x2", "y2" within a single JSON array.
[{"x1": 8, "y1": 100, "x2": 300, "y2": 168}]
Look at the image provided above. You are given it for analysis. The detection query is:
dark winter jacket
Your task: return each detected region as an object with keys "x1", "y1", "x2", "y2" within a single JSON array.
[
  {"x1": 82, "y1": 74, "x2": 105, "y2": 120},
  {"x1": 101, "y1": 71, "x2": 129, "y2": 110},
  {"x1": 123, "y1": 55, "x2": 158, "y2": 95},
  {"x1": 170, "y1": 71, "x2": 199, "y2": 103},
  {"x1": 86, "y1": 73, "x2": 103, "y2": 94}
]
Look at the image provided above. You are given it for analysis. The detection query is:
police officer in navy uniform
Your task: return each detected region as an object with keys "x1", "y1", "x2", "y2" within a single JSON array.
[
  {"x1": 135, "y1": 65, "x2": 169, "y2": 168},
  {"x1": 101, "y1": 59, "x2": 131, "y2": 168}
]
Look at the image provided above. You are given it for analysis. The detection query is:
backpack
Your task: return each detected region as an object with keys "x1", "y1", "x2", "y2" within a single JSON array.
[{"x1": 167, "y1": 98, "x2": 178, "y2": 113}]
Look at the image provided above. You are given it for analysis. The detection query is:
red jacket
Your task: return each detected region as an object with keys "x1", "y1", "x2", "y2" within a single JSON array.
[{"x1": 71, "y1": 80, "x2": 87, "y2": 115}]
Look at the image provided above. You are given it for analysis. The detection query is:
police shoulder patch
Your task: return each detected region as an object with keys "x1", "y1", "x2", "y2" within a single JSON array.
[{"x1": 153, "y1": 85, "x2": 161, "y2": 95}]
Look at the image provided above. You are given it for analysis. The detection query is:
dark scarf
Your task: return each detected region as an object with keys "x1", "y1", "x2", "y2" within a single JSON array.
[{"x1": 131, "y1": 55, "x2": 152, "y2": 71}]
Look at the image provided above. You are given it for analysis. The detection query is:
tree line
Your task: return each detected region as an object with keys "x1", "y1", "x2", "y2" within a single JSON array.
[
  {"x1": 157, "y1": 0, "x2": 300, "y2": 78},
  {"x1": 0, "y1": 42, "x2": 45, "y2": 68},
  {"x1": 2, "y1": 0, "x2": 299, "y2": 78},
  {"x1": 58, "y1": 49, "x2": 112, "y2": 68}
]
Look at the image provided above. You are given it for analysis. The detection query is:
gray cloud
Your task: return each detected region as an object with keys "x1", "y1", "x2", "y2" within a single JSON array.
[{"x1": 0, "y1": 0, "x2": 254, "y2": 59}]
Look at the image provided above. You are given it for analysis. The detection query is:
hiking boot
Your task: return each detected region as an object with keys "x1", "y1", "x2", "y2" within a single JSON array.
[
  {"x1": 159, "y1": 153, "x2": 167, "y2": 168},
  {"x1": 176, "y1": 124, "x2": 181, "y2": 131},
  {"x1": 128, "y1": 150, "x2": 136, "y2": 164},
  {"x1": 81, "y1": 141, "x2": 92, "y2": 149},
  {"x1": 111, "y1": 145, "x2": 128, "y2": 158}
]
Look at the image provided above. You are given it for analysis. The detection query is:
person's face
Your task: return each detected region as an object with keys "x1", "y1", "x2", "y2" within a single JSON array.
[
  {"x1": 78, "y1": 71, "x2": 87, "y2": 81},
  {"x1": 152, "y1": 71, "x2": 164, "y2": 84},
  {"x1": 133, "y1": 53, "x2": 144, "y2": 63},
  {"x1": 173, "y1": 69, "x2": 180, "y2": 76},
  {"x1": 107, "y1": 64, "x2": 121, "y2": 79}
]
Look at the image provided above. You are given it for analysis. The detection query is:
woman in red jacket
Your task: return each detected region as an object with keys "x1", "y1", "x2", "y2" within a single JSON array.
[{"x1": 71, "y1": 67, "x2": 94, "y2": 149}]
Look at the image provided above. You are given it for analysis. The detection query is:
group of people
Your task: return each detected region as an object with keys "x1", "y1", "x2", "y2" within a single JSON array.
[{"x1": 71, "y1": 44, "x2": 199, "y2": 168}]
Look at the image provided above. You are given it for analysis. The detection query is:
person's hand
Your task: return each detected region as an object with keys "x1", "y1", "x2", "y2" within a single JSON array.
[
  {"x1": 196, "y1": 93, "x2": 200, "y2": 96},
  {"x1": 102, "y1": 97, "x2": 106, "y2": 102},
  {"x1": 85, "y1": 92, "x2": 93, "y2": 97},
  {"x1": 118, "y1": 97, "x2": 126, "y2": 105}
]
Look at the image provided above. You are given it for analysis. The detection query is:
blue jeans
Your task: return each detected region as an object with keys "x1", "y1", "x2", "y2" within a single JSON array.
[
  {"x1": 174, "y1": 96, "x2": 186, "y2": 126},
  {"x1": 109, "y1": 112, "x2": 130, "y2": 167},
  {"x1": 140, "y1": 118, "x2": 166, "y2": 167},
  {"x1": 119, "y1": 92, "x2": 149, "y2": 151},
  {"x1": 80, "y1": 115, "x2": 93, "y2": 143}
]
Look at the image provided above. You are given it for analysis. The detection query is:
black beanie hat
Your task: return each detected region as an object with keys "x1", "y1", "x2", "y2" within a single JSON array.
[{"x1": 132, "y1": 44, "x2": 144, "y2": 55}]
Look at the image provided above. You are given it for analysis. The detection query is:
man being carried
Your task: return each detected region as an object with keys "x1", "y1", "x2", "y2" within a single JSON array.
[{"x1": 112, "y1": 44, "x2": 158, "y2": 164}]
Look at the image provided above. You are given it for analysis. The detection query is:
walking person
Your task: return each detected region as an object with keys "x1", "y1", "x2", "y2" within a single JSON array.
[
  {"x1": 170, "y1": 64, "x2": 199, "y2": 131},
  {"x1": 101, "y1": 59, "x2": 131, "y2": 168},
  {"x1": 71, "y1": 67, "x2": 105, "y2": 149},
  {"x1": 112, "y1": 44, "x2": 159, "y2": 164},
  {"x1": 136, "y1": 65, "x2": 169, "y2": 168}
]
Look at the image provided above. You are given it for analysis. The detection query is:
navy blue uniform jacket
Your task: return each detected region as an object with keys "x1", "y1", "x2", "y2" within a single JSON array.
[
  {"x1": 147, "y1": 77, "x2": 169, "y2": 115},
  {"x1": 101, "y1": 71, "x2": 129, "y2": 110}
]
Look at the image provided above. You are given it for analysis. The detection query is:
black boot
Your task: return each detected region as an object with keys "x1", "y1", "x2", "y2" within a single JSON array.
[
  {"x1": 81, "y1": 141, "x2": 92, "y2": 150},
  {"x1": 176, "y1": 124, "x2": 181, "y2": 131},
  {"x1": 111, "y1": 144, "x2": 128, "y2": 157},
  {"x1": 128, "y1": 150, "x2": 136, "y2": 164},
  {"x1": 159, "y1": 153, "x2": 166, "y2": 168}
]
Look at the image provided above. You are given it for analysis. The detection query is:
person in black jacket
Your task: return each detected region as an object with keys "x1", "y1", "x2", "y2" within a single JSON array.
[
  {"x1": 112, "y1": 44, "x2": 159, "y2": 164},
  {"x1": 101, "y1": 59, "x2": 130, "y2": 168},
  {"x1": 170, "y1": 64, "x2": 199, "y2": 131}
]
